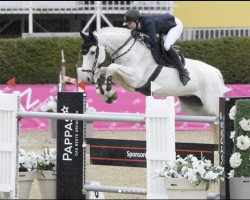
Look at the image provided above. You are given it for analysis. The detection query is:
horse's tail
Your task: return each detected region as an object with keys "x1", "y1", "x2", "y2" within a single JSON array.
[{"x1": 217, "y1": 69, "x2": 231, "y2": 96}]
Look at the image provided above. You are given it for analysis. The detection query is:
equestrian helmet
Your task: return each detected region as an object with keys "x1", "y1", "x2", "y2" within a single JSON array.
[{"x1": 123, "y1": 9, "x2": 141, "y2": 26}]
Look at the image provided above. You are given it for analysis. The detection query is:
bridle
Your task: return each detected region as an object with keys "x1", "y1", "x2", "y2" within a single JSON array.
[
  {"x1": 81, "y1": 34, "x2": 137, "y2": 75},
  {"x1": 81, "y1": 41, "x2": 102, "y2": 75}
]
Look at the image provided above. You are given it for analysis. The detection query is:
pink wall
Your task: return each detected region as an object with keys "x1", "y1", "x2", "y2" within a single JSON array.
[{"x1": 0, "y1": 84, "x2": 250, "y2": 131}]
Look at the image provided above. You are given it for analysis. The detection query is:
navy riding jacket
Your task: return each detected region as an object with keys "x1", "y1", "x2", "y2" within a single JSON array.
[{"x1": 138, "y1": 14, "x2": 177, "y2": 63}]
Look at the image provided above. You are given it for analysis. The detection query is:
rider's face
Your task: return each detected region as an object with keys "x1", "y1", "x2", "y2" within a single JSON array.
[{"x1": 127, "y1": 21, "x2": 137, "y2": 30}]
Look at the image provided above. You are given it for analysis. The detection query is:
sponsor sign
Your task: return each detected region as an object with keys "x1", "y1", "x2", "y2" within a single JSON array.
[
  {"x1": 57, "y1": 92, "x2": 85, "y2": 199},
  {"x1": 87, "y1": 138, "x2": 218, "y2": 168}
]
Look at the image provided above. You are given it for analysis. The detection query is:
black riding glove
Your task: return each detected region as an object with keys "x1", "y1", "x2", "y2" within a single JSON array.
[{"x1": 131, "y1": 30, "x2": 143, "y2": 39}]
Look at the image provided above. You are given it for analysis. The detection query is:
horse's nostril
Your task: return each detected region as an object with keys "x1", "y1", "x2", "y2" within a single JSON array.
[{"x1": 87, "y1": 77, "x2": 91, "y2": 83}]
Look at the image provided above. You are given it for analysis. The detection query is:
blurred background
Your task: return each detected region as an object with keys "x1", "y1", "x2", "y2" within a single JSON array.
[{"x1": 0, "y1": 1, "x2": 249, "y2": 40}]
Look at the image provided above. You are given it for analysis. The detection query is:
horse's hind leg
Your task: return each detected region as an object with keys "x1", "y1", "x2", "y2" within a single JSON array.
[{"x1": 202, "y1": 93, "x2": 220, "y2": 145}]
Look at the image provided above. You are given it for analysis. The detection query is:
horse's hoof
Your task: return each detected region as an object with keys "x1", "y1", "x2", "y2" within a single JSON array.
[
  {"x1": 111, "y1": 92, "x2": 118, "y2": 100},
  {"x1": 105, "y1": 97, "x2": 113, "y2": 104}
]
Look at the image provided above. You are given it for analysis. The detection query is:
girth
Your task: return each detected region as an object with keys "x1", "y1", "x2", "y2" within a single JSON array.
[{"x1": 135, "y1": 64, "x2": 163, "y2": 96}]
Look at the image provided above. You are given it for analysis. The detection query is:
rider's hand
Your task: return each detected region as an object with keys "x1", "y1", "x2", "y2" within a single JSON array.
[{"x1": 131, "y1": 30, "x2": 142, "y2": 39}]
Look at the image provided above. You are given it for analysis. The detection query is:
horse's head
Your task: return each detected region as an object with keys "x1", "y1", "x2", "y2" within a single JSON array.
[{"x1": 79, "y1": 31, "x2": 106, "y2": 84}]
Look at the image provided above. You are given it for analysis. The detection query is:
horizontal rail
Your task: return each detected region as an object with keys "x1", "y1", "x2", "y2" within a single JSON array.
[
  {"x1": 17, "y1": 111, "x2": 145, "y2": 123},
  {"x1": 82, "y1": 184, "x2": 147, "y2": 195},
  {"x1": 17, "y1": 111, "x2": 219, "y2": 123},
  {"x1": 175, "y1": 115, "x2": 219, "y2": 123}
]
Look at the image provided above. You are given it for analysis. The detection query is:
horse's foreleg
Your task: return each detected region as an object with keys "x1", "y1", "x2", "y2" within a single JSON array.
[
  {"x1": 95, "y1": 75, "x2": 105, "y2": 95},
  {"x1": 106, "y1": 75, "x2": 113, "y2": 92},
  {"x1": 94, "y1": 67, "x2": 117, "y2": 103},
  {"x1": 94, "y1": 67, "x2": 107, "y2": 95}
]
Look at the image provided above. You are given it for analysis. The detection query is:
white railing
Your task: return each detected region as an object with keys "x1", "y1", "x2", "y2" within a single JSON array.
[
  {"x1": 0, "y1": 1, "x2": 173, "y2": 14},
  {"x1": 22, "y1": 28, "x2": 250, "y2": 40},
  {"x1": 180, "y1": 28, "x2": 250, "y2": 41}
]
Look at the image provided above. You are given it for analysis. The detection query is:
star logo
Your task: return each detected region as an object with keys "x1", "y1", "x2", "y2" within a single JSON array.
[{"x1": 61, "y1": 106, "x2": 69, "y2": 113}]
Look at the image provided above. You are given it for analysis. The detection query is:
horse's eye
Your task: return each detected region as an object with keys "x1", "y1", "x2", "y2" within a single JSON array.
[{"x1": 90, "y1": 51, "x2": 95, "y2": 55}]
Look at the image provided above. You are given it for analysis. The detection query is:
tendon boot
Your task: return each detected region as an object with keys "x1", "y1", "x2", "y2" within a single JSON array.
[{"x1": 167, "y1": 46, "x2": 191, "y2": 86}]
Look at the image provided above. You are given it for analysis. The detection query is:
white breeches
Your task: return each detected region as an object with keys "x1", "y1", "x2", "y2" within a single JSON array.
[{"x1": 163, "y1": 17, "x2": 183, "y2": 51}]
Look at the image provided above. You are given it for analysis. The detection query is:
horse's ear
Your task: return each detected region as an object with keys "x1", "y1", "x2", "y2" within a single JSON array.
[
  {"x1": 89, "y1": 31, "x2": 97, "y2": 43},
  {"x1": 80, "y1": 31, "x2": 87, "y2": 40}
]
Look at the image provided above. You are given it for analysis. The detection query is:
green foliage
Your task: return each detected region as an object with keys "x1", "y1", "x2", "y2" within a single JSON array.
[
  {"x1": 233, "y1": 99, "x2": 250, "y2": 177},
  {"x1": 177, "y1": 37, "x2": 250, "y2": 84},
  {"x1": 0, "y1": 37, "x2": 82, "y2": 84},
  {"x1": 0, "y1": 37, "x2": 250, "y2": 84}
]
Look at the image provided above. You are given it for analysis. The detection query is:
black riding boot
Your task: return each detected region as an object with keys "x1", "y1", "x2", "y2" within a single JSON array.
[{"x1": 167, "y1": 46, "x2": 191, "y2": 86}]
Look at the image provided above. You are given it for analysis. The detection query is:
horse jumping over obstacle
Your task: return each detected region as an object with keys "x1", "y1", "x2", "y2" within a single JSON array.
[
  {"x1": 78, "y1": 27, "x2": 229, "y2": 143},
  {"x1": 79, "y1": 27, "x2": 229, "y2": 117}
]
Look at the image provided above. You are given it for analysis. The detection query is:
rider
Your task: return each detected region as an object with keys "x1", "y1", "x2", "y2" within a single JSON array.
[{"x1": 122, "y1": 9, "x2": 191, "y2": 86}]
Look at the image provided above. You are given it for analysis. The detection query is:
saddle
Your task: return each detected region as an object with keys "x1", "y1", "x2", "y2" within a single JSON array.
[{"x1": 156, "y1": 37, "x2": 185, "y2": 67}]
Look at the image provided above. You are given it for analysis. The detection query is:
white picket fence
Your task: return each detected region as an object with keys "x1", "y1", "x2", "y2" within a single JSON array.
[{"x1": 0, "y1": 91, "x2": 20, "y2": 199}]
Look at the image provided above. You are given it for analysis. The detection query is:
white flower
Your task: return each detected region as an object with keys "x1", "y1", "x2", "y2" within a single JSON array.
[
  {"x1": 19, "y1": 149, "x2": 26, "y2": 156},
  {"x1": 229, "y1": 152, "x2": 242, "y2": 168},
  {"x1": 228, "y1": 170, "x2": 235, "y2": 178},
  {"x1": 19, "y1": 149, "x2": 37, "y2": 172},
  {"x1": 186, "y1": 168, "x2": 198, "y2": 183},
  {"x1": 236, "y1": 135, "x2": 250, "y2": 150},
  {"x1": 49, "y1": 148, "x2": 57, "y2": 156},
  {"x1": 204, "y1": 159, "x2": 212, "y2": 168},
  {"x1": 191, "y1": 156, "x2": 198, "y2": 163},
  {"x1": 37, "y1": 147, "x2": 57, "y2": 171},
  {"x1": 181, "y1": 166, "x2": 188, "y2": 175},
  {"x1": 167, "y1": 160, "x2": 176, "y2": 168},
  {"x1": 230, "y1": 131, "x2": 235, "y2": 142},
  {"x1": 19, "y1": 156, "x2": 26, "y2": 164},
  {"x1": 239, "y1": 118, "x2": 250, "y2": 131},
  {"x1": 229, "y1": 105, "x2": 236, "y2": 120},
  {"x1": 203, "y1": 171, "x2": 218, "y2": 180}
]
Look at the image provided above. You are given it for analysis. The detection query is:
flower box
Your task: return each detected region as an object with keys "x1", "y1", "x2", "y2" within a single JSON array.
[
  {"x1": 156, "y1": 154, "x2": 224, "y2": 199},
  {"x1": 19, "y1": 171, "x2": 35, "y2": 199},
  {"x1": 36, "y1": 170, "x2": 57, "y2": 199},
  {"x1": 164, "y1": 177, "x2": 208, "y2": 199},
  {"x1": 229, "y1": 177, "x2": 250, "y2": 199}
]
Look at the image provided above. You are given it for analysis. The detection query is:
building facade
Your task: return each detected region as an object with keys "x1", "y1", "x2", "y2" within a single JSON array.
[{"x1": 0, "y1": 1, "x2": 249, "y2": 40}]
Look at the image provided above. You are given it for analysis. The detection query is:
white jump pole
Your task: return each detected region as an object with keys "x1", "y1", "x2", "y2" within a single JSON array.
[{"x1": 146, "y1": 96, "x2": 176, "y2": 199}]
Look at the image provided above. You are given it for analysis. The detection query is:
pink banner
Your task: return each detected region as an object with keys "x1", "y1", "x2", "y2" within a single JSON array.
[{"x1": 0, "y1": 84, "x2": 250, "y2": 131}]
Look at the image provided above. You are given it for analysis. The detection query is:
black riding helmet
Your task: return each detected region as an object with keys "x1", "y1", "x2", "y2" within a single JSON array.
[{"x1": 123, "y1": 9, "x2": 141, "y2": 26}]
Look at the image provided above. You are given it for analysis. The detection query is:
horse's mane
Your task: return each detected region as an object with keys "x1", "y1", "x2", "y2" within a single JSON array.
[
  {"x1": 94, "y1": 27, "x2": 132, "y2": 46},
  {"x1": 95, "y1": 27, "x2": 131, "y2": 36}
]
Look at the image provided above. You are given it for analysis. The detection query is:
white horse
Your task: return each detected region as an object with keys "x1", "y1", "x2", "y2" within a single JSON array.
[{"x1": 79, "y1": 27, "x2": 229, "y2": 118}]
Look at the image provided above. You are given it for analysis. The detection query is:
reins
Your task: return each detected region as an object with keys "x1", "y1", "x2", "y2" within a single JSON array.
[{"x1": 110, "y1": 36, "x2": 136, "y2": 62}]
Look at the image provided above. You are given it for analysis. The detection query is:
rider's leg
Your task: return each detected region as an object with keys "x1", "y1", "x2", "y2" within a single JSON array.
[{"x1": 163, "y1": 18, "x2": 191, "y2": 86}]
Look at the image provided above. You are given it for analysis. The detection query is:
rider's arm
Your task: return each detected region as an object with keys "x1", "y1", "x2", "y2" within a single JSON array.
[{"x1": 142, "y1": 20, "x2": 157, "y2": 49}]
